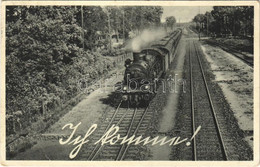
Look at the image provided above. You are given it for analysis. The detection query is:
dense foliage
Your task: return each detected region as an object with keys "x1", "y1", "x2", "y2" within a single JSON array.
[
  {"x1": 192, "y1": 6, "x2": 254, "y2": 37},
  {"x1": 6, "y1": 6, "x2": 163, "y2": 135}
]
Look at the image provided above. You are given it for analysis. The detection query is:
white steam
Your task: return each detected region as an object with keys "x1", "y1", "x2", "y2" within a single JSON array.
[{"x1": 126, "y1": 28, "x2": 167, "y2": 52}]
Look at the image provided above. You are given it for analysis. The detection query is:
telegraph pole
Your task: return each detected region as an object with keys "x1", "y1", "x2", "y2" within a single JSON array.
[
  {"x1": 81, "y1": 6, "x2": 85, "y2": 50},
  {"x1": 198, "y1": 6, "x2": 201, "y2": 41},
  {"x1": 140, "y1": 8, "x2": 143, "y2": 32},
  {"x1": 103, "y1": 7, "x2": 112, "y2": 53},
  {"x1": 122, "y1": 8, "x2": 125, "y2": 42},
  {"x1": 108, "y1": 12, "x2": 112, "y2": 53},
  {"x1": 207, "y1": 13, "x2": 209, "y2": 37}
]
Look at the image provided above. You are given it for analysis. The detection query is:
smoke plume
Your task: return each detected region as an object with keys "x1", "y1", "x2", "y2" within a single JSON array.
[{"x1": 125, "y1": 28, "x2": 167, "y2": 52}]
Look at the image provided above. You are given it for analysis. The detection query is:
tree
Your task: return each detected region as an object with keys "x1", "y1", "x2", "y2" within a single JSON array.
[
  {"x1": 77, "y1": 6, "x2": 108, "y2": 50},
  {"x1": 166, "y1": 16, "x2": 176, "y2": 30},
  {"x1": 192, "y1": 6, "x2": 253, "y2": 38},
  {"x1": 5, "y1": 6, "x2": 115, "y2": 136}
]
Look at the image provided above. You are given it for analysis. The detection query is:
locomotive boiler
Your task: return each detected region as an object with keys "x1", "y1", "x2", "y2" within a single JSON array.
[{"x1": 120, "y1": 29, "x2": 182, "y2": 105}]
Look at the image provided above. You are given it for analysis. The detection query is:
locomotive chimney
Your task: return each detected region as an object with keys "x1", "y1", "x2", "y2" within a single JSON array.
[{"x1": 133, "y1": 51, "x2": 141, "y2": 61}]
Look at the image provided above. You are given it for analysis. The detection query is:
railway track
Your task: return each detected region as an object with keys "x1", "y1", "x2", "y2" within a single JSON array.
[
  {"x1": 72, "y1": 100, "x2": 153, "y2": 160},
  {"x1": 188, "y1": 40, "x2": 228, "y2": 160},
  {"x1": 206, "y1": 40, "x2": 253, "y2": 67}
]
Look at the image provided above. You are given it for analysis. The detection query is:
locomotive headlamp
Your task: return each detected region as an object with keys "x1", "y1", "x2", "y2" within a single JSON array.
[
  {"x1": 144, "y1": 85, "x2": 150, "y2": 90},
  {"x1": 122, "y1": 95, "x2": 128, "y2": 101},
  {"x1": 123, "y1": 86, "x2": 127, "y2": 91}
]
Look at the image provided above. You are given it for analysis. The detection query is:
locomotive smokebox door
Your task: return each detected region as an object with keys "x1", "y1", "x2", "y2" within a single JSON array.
[{"x1": 125, "y1": 58, "x2": 132, "y2": 68}]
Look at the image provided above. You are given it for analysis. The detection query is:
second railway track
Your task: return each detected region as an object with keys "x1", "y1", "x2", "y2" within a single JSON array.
[
  {"x1": 188, "y1": 40, "x2": 228, "y2": 160},
  {"x1": 206, "y1": 40, "x2": 253, "y2": 67}
]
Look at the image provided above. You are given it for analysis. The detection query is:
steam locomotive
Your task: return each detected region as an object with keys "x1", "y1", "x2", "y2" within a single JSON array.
[{"x1": 120, "y1": 29, "x2": 182, "y2": 105}]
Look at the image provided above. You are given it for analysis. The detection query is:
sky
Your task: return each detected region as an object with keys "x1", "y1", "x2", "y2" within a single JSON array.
[{"x1": 161, "y1": 6, "x2": 213, "y2": 23}]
